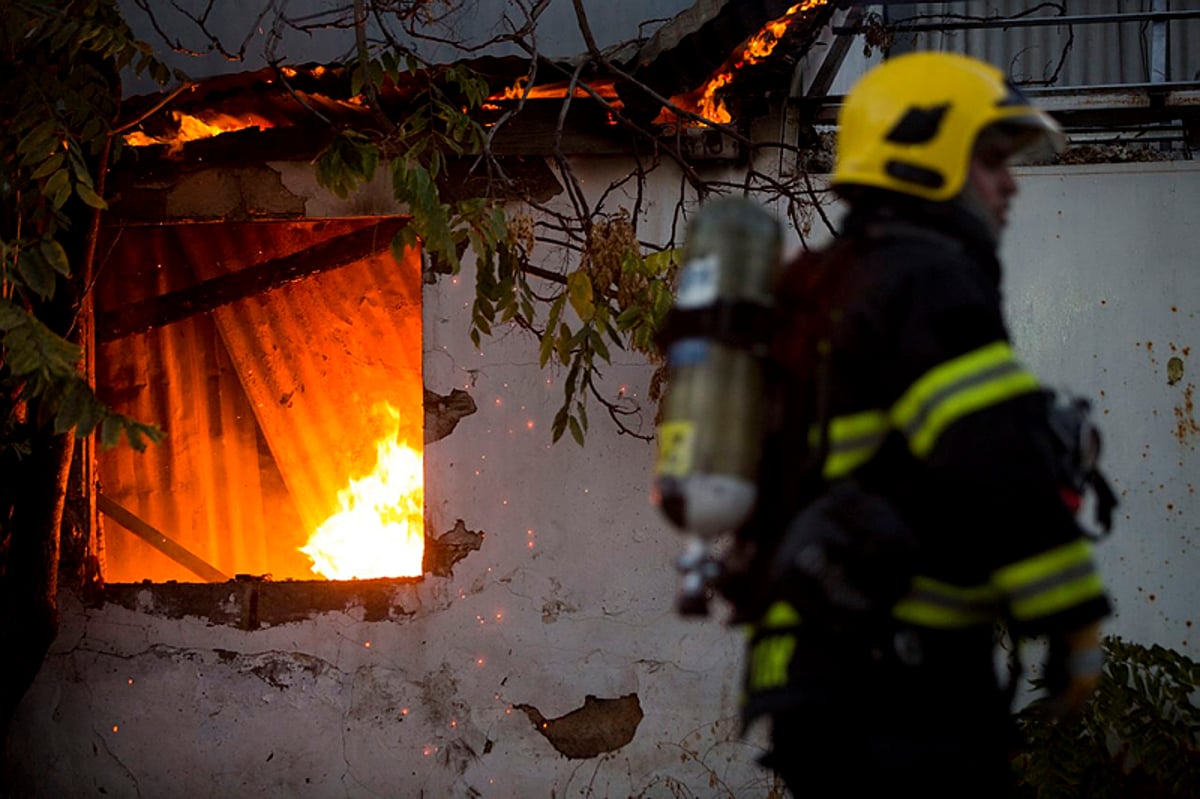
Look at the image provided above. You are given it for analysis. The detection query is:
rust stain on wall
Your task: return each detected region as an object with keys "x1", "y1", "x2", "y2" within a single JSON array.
[
  {"x1": 1175, "y1": 383, "x2": 1199, "y2": 445},
  {"x1": 516, "y1": 694, "x2": 643, "y2": 759}
]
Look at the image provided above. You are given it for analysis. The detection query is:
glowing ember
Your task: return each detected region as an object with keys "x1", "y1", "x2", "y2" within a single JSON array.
[
  {"x1": 300, "y1": 404, "x2": 424, "y2": 579},
  {"x1": 124, "y1": 110, "x2": 274, "y2": 153}
]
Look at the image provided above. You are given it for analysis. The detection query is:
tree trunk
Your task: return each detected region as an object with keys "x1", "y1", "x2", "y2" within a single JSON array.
[{"x1": 0, "y1": 428, "x2": 72, "y2": 729}]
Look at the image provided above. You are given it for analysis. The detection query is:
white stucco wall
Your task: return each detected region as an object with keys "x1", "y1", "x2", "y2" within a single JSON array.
[
  {"x1": 4, "y1": 159, "x2": 1197, "y2": 798},
  {"x1": 1002, "y1": 161, "x2": 1200, "y2": 659}
]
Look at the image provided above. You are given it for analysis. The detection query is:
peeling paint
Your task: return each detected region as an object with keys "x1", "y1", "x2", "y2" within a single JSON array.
[
  {"x1": 1167, "y1": 356, "x2": 1184, "y2": 386},
  {"x1": 423, "y1": 519, "x2": 485, "y2": 577},
  {"x1": 424, "y1": 387, "x2": 478, "y2": 444},
  {"x1": 516, "y1": 694, "x2": 643, "y2": 759}
]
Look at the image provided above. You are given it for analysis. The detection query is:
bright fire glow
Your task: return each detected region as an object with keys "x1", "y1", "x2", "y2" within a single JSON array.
[
  {"x1": 124, "y1": 110, "x2": 274, "y2": 153},
  {"x1": 667, "y1": 0, "x2": 829, "y2": 127},
  {"x1": 488, "y1": 76, "x2": 619, "y2": 102},
  {"x1": 698, "y1": 72, "x2": 734, "y2": 124},
  {"x1": 299, "y1": 404, "x2": 424, "y2": 579}
]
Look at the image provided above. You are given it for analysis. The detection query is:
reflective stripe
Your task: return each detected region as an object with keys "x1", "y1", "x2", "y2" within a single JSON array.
[
  {"x1": 817, "y1": 410, "x2": 890, "y2": 478},
  {"x1": 891, "y1": 341, "x2": 1040, "y2": 458},
  {"x1": 892, "y1": 576, "x2": 1001, "y2": 628},
  {"x1": 748, "y1": 633, "x2": 796, "y2": 692},
  {"x1": 761, "y1": 600, "x2": 802, "y2": 629},
  {"x1": 746, "y1": 601, "x2": 800, "y2": 693},
  {"x1": 994, "y1": 540, "x2": 1106, "y2": 622}
]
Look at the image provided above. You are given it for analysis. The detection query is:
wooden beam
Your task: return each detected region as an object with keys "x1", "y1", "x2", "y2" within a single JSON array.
[
  {"x1": 96, "y1": 218, "x2": 408, "y2": 343},
  {"x1": 98, "y1": 494, "x2": 231, "y2": 583}
]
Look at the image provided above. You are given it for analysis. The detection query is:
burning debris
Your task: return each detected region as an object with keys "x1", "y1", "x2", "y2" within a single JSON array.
[
  {"x1": 661, "y1": 0, "x2": 831, "y2": 126},
  {"x1": 123, "y1": 110, "x2": 275, "y2": 153}
]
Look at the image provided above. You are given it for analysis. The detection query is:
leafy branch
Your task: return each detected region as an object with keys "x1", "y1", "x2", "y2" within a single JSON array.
[
  {"x1": 117, "y1": 0, "x2": 840, "y2": 446},
  {"x1": 2, "y1": 0, "x2": 172, "y2": 453}
]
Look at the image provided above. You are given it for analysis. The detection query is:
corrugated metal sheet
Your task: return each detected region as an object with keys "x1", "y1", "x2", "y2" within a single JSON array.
[
  {"x1": 94, "y1": 220, "x2": 422, "y2": 583},
  {"x1": 903, "y1": 1, "x2": 1198, "y2": 86}
]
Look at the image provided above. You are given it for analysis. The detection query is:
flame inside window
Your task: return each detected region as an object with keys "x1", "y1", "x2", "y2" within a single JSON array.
[
  {"x1": 300, "y1": 404, "x2": 424, "y2": 579},
  {"x1": 94, "y1": 219, "x2": 424, "y2": 584}
]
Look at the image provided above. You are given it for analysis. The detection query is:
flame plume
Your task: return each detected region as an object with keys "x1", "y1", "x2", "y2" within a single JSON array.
[
  {"x1": 668, "y1": 0, "x2": 830, "y2": 127},
  {"x1": 300, "y1": 403, "x2": 424, "y2": 580}
]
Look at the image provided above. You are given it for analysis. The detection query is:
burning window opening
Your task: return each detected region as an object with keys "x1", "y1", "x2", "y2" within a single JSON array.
[
  {"x1": 657, "y1": 0, "x2": 830, "y2": 127},
  {"x1": 93, "y1": 219, "x2": 425, "y2": 584}
]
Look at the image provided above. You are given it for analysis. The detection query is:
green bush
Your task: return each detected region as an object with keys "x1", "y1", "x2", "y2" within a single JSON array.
[{"x1": 1013, "y1": 636, "x2": 1200, "y2": 798}]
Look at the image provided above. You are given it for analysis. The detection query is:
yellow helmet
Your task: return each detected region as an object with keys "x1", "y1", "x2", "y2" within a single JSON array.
[{"x1": 831, "y1": 51, "x2": 1065, "y2": 202}]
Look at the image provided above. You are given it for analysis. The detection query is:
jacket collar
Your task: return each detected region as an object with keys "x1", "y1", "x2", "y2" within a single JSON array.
[{"x1": 840, "y1": 193, "x2": 1002, "y2": 286}]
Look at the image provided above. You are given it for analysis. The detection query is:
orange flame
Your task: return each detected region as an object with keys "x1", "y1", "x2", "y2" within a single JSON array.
[
  {"x1": 300, "y1": 404, "x2": 424, "y2": 580},
  {"x1": 487, "y1": 76, "x2": 619, "y2": 102},
  {"x1": 669, "y1": 0, "x2": 829, "y2": 127},
  {"x1": 698, "y1": 72, "x2": 734, "y2": 124},
  {"x1": 124, "y1": 110, "x2": 274, "y2": 153}
]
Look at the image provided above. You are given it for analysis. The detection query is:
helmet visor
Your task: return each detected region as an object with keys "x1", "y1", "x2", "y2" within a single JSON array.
[{"x1": 987, "y1": 82, "x2": 1067, "y2": 162}]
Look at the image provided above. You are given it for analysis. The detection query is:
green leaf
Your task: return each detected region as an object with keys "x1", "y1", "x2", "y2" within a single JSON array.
[
  {"x1": 51, "y1": 179, "x2": 72, "y2": 209},
  {"x1": 73, "y1": 389, "x2": 108, "y2": 438},
  {"x1": 568, "y1": 415, "x2": 584, "y2": 446},
  {"x1": 589, "y1": 327, "x2": 611, "y2": 362},
  {"x1": 616, "y1": 306, "x2": 641, "y2": 328},
  {"x1": 577, "y1": 401, "x2": 588, "y2": 432},
  {"x1": 644, "y1": 248, "x2": 680, "y2": 275},
  {"x1": 67, "y1": 143, "x2": 94, "y2": 186},
  {"x1": 100, "y1": 415, "x2": 123, "y2": 448},
  {"x1": 567, "y1": 270, "x2": 595, "y2": 321},
  {"x1": 75, "y1": 180, "x2": 107, "y2": 209},
  {"x1": 39, "y1": 239, "x2": 71, "y2": 276},
  {"x1": 31, "y1": 152, "x2": 65, "y2": 180},
  {"x1": 546, "y1": 294, "x2": 566, "y2": 334},
  {"x1": 551, "y1": 407, "x2": 568, "y2": 443},
  {"x1": 53, "y1": 379, "x2": 88, "y2": 435},
  {"x1": 538, "y1": 329, "x2": 555, "y2": 368},
  {"x1": 18, "y1": 119, "x2": 57, "y2": 158},
  {"x1": 555, "y1": 322, "x2": 573, "y2": 364},
  {"x1": 0, "y1": 298, "x2": 29, "y2": 331},
  {"x1": 17, "y1": 248, "x2": 57, "y2": 300},
  {"x1": 43, "y1": 168, "x2": 70, "y2": 203},
  {"x1": 391, "y1": 225, "x2": 419, "y2": 261}
]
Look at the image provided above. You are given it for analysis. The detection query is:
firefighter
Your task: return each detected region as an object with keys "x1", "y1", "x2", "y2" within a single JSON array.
[{"x1": 741, "y1": 52, "x2": 1112, "y2": 797}]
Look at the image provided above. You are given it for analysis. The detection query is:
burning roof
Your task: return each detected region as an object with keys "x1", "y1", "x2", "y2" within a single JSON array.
[{"x1": 117, "y1": 0, "x2": 833, "y2": 159}]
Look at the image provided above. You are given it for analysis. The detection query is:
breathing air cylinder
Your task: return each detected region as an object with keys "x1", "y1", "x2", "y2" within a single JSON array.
[{"x1": 653, "y1": 197, "x2": 783, "y2": 539}]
